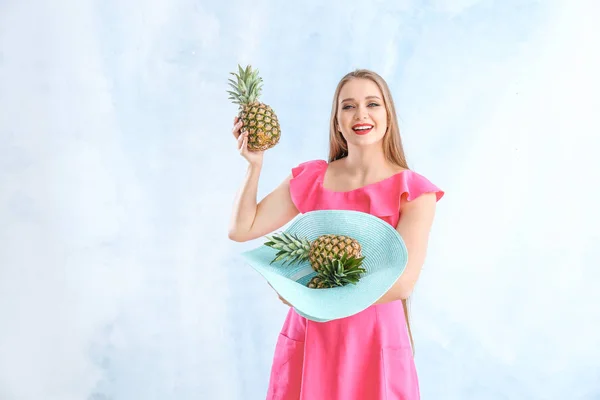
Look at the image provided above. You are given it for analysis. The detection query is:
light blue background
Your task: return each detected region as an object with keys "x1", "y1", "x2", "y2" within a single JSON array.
[{"x1": 1, "y1": 0, "x2": 599, "y2": 399}]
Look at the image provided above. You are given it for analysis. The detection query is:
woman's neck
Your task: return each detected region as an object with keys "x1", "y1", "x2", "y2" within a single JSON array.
[{"x1": 342, "y1": 144, "x2": 390, "y2": 176}]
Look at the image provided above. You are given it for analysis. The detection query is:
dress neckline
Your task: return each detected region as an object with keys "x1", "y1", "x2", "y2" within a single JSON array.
[{"x1": 316, "y1": 159, "x2": 411, "y2": 194}]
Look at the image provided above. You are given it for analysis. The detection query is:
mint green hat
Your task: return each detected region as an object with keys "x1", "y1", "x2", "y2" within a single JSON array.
[{"x1": 238, "y1": 210, "x2": 409, "y2": 322}]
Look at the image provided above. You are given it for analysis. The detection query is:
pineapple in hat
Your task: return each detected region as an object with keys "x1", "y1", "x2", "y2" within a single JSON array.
[
  {"x1": 227, "y1": 64, "x2": 281, "y2": 151},
  {"x1": 264, "y1": 232, "x2": 366, "y2": 289}
]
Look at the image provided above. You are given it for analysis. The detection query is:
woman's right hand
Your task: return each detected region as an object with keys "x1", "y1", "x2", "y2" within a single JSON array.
[{"x1": 233, "y1": 116, "x2": 264, "y2": 166}]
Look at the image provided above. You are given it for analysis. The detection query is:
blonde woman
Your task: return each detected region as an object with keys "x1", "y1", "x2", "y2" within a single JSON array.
[{"x1": 229, "y1": 69, "x2": 444, "y2": 399}]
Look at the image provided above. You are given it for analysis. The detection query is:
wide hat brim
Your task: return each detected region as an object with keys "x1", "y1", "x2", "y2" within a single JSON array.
[{"x1": 239, "y1": 209, "x2": 408, "y2": 322}]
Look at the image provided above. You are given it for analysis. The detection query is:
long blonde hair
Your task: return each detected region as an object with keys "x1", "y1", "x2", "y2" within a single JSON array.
[{"x1": 327, "y1": 69, "x2": 415, "y2": 354}]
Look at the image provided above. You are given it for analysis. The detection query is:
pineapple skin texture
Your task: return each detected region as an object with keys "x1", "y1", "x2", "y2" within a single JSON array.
[
  {"x1": 307, "y1": 276, "x2": 330, "y2": 289},
  {"x1": 239, "y1": 102, "x2": 281, "y2": 151},
  {"x1": 308, "y1": 234, "x2": 362, "y2": 273}
]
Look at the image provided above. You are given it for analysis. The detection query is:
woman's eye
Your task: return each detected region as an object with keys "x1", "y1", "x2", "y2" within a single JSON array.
[{"x1": 342, "y1": 102, "x2": 379, "y2": 110}]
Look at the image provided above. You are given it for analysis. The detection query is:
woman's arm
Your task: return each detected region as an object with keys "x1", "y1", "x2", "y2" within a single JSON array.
[
  {"x1": 228, "y1": 165, "x2": 299, "y2": 242},
  {"x1": 374, "y1": 192, "x2": 438, "y2": 303}
]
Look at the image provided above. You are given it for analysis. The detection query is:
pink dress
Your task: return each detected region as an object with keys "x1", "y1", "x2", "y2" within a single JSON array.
[{"x1": 266, "y1": 159, "x2": 445, "y2": 400}]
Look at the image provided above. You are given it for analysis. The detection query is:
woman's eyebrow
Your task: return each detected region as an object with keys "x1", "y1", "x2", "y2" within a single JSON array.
[{"x1": 340, "y1": 96, "x2": 382, "y2": 102}]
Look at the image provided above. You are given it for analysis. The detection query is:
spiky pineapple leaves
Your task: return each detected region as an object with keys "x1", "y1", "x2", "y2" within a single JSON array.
[
  {"x1": 264, "y1": 231, "x2": 311, "y2": 266},
  {"x1": 227, "y1": 64, "x2": 264, "y2": 105},
  {"x1": 314, "y1": 252, "x2": 366, "y2": 288}
]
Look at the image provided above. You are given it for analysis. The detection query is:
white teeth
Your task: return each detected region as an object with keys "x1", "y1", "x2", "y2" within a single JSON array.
[{"x1": 354, "y1": 126, "x2": 373, "y2": 131}]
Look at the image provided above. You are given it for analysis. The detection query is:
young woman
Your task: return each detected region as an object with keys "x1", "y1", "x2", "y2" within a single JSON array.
[{"x1": 229, "y1": 69, "x2": 444, "y2": 399}]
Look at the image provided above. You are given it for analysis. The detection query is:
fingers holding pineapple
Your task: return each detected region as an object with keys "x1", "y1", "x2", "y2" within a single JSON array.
[
  {"x1": 235, "y1": 124, "x2": 264, "y2": 165},
  {"x1": 235, "y1": 127, "x2": 247, "y2": 150},
  {"x1": 232, "y1": 115, "x2": 243, "y2": 139}
]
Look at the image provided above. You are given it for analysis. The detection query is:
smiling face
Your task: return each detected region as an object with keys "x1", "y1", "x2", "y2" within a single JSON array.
[{"x1": 336, "y1": 77, "x2": 388, "y2": 148}]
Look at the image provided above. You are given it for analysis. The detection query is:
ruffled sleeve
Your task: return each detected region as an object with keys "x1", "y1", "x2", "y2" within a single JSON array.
[
  {"x1": 396, "y1": 170, "x2": 445, "y2": 203},
  {"x1": 364, "y1": 170, "x2": 444, "y2": 219},
  {"x1": 289, "y1": 159, "x2": 327, "y2": 213}
]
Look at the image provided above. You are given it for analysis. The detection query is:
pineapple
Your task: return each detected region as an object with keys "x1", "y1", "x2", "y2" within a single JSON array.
[
  {"x1": 264, "y1": 232, "x2": 363, "y2": 272},
  {"x1": 308, "y1": 234, "x2": 362, "y2": 272},
  {"x1": 227, "y1": 64, "x2": 281, "y2": 151},
  {"x1": 264, "y1": 232, "x2": 366, "y2": 289}
]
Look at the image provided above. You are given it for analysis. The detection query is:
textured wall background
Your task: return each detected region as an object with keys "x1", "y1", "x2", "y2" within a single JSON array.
[{"x1": 1, "y1": 0, "x2": 599, "y2": 399}]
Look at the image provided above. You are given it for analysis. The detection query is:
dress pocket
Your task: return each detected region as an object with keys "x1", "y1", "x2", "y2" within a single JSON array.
[
  {"x1": 266, "y1": 334, "x2": 304, "y2": 400},
  {"x1": 381, "y1": 347, "x2": 420, "y2": 400}
]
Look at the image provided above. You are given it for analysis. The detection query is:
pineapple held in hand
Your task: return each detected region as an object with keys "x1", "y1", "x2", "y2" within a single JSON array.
[
  {"x1": 264, "y1": 232, "x2": 366, "y2": 289},
  {"x1": 227, "y1": 64, "x2": 281, "y2": 151}
]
